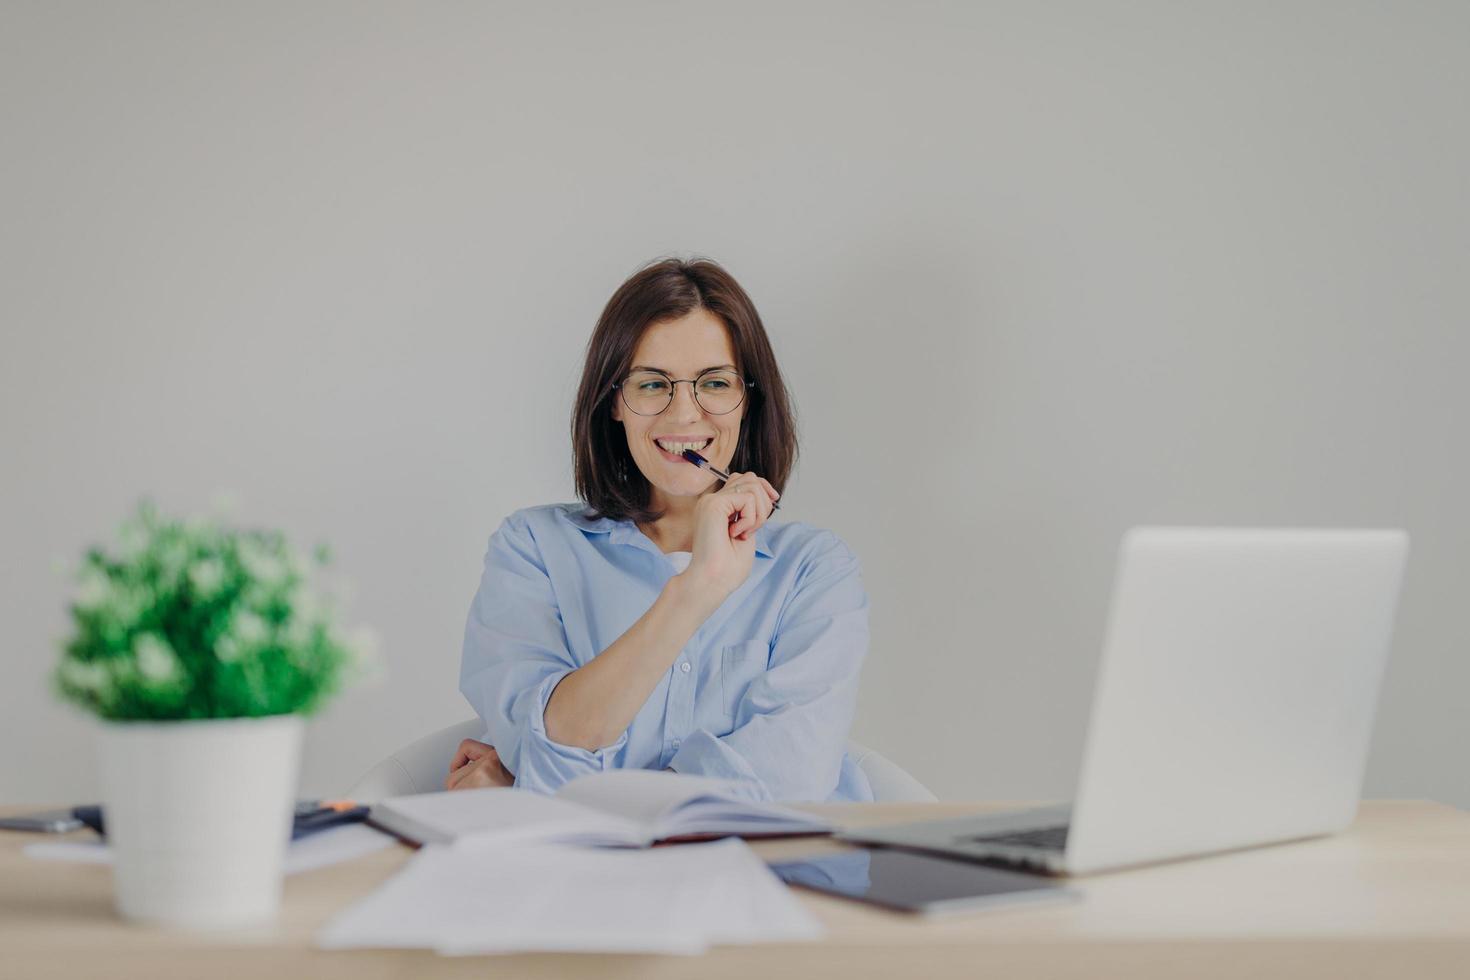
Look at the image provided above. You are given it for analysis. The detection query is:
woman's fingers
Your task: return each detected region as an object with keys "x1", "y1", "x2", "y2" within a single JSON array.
[
  {"x1": 447, "y1": 758, "x2": 485, "y2": 791},
  {"x1": 723, "y1": 479, "x2": 753, "y2": 539},
  {"x1": 450, "y1": 737, "x2": 492, "y2": 773},
  {"x1": 735, "y1": 473, "x2": 780, "y2": 505},
  {"x1": 447, "y1": 743, "x2": 513, "y2": 791},
  {"x1": 724, "y1": 473, "x2": 773, "y2": 540},
  {"x1": 447, "y1": 755, "x2": 514, "y2": 791},
  {"x1": 735, "y1": 487, "x2": 766, "y2": 539},
  {"x1": 450, "y1": 740, "x2": 474, "y2": 771}
]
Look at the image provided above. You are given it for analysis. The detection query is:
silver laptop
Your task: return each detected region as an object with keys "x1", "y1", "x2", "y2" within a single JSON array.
[{"x1": 841, "y1": 527, "x2": 1409, "y2": 876}]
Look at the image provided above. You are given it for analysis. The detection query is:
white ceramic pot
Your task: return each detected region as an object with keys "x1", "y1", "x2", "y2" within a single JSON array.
[{"x1": 97, "y1": 713, "x2": 303, "y2": 929}]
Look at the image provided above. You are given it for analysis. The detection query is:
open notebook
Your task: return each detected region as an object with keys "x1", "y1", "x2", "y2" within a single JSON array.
[{"x1": 368, "y1": 769, "x2": 832, "y2": 848}]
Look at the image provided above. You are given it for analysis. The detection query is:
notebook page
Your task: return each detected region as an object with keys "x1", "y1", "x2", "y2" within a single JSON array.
[
  {"x1": 371, "y1": 786, "x2": 644, "y2": 847},
  {"x1": 657, "y1": 798, "x2": 831, "y2": 838},
  {"x1": 555, "y1": 769, "x2": 749, "y2": 826},
  {"x1": 554, "y1": 769, "x2": 830, "y2": 840}
]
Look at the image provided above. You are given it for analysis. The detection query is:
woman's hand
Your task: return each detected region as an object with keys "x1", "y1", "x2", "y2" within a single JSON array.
[
  {"x1": 446, "y1": 738, "x2": 515, "y2": 790},
  {"x1": 681, "y1": 472, "x2": 780, "y2": 601}
]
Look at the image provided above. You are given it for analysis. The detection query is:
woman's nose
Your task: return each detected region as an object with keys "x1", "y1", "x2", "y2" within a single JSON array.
[{"x1": 669, "y1": 380, "x2": 705, "y2": 416}]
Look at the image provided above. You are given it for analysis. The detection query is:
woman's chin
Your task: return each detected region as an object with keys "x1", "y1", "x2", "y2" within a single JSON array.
[
  {"x1": 660, "y1": 483, "x2": 708, "y2": 499},
  {"x1": 647, "y1": 474, "x2": 716, "y2": 499}
]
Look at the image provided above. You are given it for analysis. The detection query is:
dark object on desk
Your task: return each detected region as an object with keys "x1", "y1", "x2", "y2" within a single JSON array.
[
  {"x1": 69, "y1": 800, "x2": 370, "y2": 840},
  {"x1": 0, "y1": 809, "x2": 85, "y2": 833},
  {"x1": 767, "y1": 847, "x2": 1080, "y2": 916}
]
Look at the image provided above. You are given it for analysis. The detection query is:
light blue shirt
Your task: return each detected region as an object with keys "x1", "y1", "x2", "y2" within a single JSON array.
[{"x1": 458, "y1": 502, "x2": 874, "y2": 803}]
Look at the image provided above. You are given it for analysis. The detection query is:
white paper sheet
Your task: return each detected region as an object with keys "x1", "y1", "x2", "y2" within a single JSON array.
[{"x1": 317, "y1": 836, "x2": 824, "y2": 956}]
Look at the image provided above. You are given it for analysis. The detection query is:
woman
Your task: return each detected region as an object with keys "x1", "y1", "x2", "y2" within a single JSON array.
[{"x1": 446, "y1": 257, "x2": 873, "y2": 802}]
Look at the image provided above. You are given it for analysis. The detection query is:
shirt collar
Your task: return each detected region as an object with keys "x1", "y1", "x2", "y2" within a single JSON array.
[{"x1": 565, "y1": 505, "x2": 774, "y2": 559}]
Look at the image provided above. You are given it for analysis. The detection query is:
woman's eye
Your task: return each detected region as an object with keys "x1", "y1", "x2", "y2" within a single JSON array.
[
  {"x1": 639, "y1": 382, "x2": 670, "y2": 392},
  {"x1": 701, "y1": 380, "x2": 730, "y2": 390}
]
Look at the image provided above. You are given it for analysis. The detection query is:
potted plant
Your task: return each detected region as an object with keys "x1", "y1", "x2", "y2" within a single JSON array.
[{"x1": 53, "y1": 498, "x2": 374, "y2": 929}]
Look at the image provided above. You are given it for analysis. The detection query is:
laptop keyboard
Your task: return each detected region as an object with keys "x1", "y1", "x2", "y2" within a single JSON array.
[{"x1": 961, "y1": 824, "x2": 1070, "y2": 851}]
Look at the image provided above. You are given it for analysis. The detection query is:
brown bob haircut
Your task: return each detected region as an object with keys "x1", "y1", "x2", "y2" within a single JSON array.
[{"x1": 572, "y1": 257, "x2": 798, "y2": 525}]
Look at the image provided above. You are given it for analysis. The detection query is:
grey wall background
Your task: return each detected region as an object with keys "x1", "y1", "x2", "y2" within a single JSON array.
[{"x1": 2, "y1": 1, "x2": 1466, "y2": 808}]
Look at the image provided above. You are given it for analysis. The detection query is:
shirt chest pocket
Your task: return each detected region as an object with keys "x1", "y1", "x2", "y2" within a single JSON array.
[{"x1": 718, "y1": 639, "x2": 771, "y2": 723}]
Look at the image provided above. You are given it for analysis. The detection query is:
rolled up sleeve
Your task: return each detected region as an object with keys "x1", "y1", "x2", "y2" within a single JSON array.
[
  {"x1": 667, "y1": 533, "x2": 869, "y2": 802},
  {"x1": 459, "y1": 516, "x2": 628, "y2": 794}
]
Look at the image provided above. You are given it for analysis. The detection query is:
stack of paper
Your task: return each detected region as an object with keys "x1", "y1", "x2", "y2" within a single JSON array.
[{"x1": 316, "y1": 836, "x2": 824, "y2": 956}]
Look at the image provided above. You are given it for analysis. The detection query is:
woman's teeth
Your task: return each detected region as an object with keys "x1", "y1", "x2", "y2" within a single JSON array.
[{"x1": 656, "y1": 439, "x2": 712, "y2": 454}]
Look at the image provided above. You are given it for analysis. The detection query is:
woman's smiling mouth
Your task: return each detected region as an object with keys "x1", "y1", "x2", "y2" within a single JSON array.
[{"x1": 654, "y1": 437, "x2": 713, "y2": 460}]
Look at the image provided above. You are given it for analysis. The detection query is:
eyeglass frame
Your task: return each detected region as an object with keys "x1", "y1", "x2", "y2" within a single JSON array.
[{"x1": 610, "y1": 368, "x2": 756, "y2": 416}]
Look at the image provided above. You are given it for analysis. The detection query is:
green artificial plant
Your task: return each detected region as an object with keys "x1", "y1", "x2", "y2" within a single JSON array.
[{"x1": 55, "y1": 498, "x2": 372, "y2": 720}]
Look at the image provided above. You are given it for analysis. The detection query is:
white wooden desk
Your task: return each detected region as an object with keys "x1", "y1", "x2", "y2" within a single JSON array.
[{"x1": 2, "y1": 800, "x2": 1468, "y2": 979}]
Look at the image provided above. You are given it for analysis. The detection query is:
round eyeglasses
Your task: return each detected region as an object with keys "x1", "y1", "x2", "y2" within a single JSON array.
[{"x1": 612, "y1": 369, "x2": 753, "y2": 416}]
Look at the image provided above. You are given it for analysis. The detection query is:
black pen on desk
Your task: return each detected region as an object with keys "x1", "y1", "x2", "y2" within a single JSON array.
[{"x1": 680, "y1": 448, "x2": 780, "y2": 511}]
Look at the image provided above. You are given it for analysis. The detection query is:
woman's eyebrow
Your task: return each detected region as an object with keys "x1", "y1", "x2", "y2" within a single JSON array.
[{"x1": 630, "y1": 364, "x2": 736, "y2": 375}]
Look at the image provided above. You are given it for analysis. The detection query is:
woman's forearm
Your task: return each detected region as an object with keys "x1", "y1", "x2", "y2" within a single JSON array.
[{"x1": 543, "y1": 574, "x2": 725, "y2": 751}]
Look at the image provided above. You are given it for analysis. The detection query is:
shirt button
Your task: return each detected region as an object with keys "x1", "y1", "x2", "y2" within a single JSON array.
[
  {"x1": 679, "y1": 662, "x2": 691, "y2": 673},
  {"x1": 672, "y1": 739, "x2": 681, "y2": 749}
]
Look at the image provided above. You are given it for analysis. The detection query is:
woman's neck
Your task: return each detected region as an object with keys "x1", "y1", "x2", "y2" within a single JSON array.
[{"x1": 639, "y1": 491, "x2": 700, "y2": 553}]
